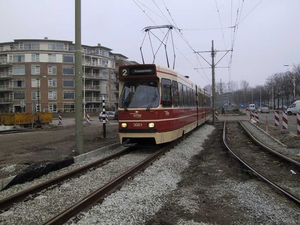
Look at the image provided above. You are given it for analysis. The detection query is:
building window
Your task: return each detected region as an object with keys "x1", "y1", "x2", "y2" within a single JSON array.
[
  {"x1": 24, "y1": 42, "x2": 40, "y2": 50},
  {"x1": 12, "y1": 65, "x2": 25, "y2": 75},
  {"x1": 13, "y1": 54, "x2": 25, "y2": 62},
  {"x1": 31, "y1": 65, "x2": 40, "y2": 75},
  {"x1": 63, "y1": 102, "x2": 75, "y2": 112},
  {"x1": 14, "y1": 91, "x2": 25, "y2": 99},
  {"x1": 48, "y1": 65, "x2": 57, "y2": 75},
  {"x1": 31, "y1": 79, "x2": 40, "y2": 88},
  {"x1": 48, "y1": 90, "x2": 57, "y2": 100},
  {"x1": 0, "y1": 46, "x2": 3, "y2": 51},
  {"x1": 63, "y1": 79, "x2": 75, "y2": 87},
  {"x1": 63, "y1": 90, "x2": 75, "y2": 99},
  {"x1": 48, "y1": 54, "x2": 56, "y2": 62},
  {"x1": 48, "y1": 103, "x2": 57, "y2": 112},
  {"x1": 31, "y1": 90, "x2": 40, "y2": 100},
  {"x1": 48, "y1": 78, "x2": 57, "y2": 87},
  {"x1": 48, "y1": 42, "x2": 63, "y2": 50},
  {"x1": 13, "y1": 79, "x2": 25, "y2": 88},
  {"x1": 32, "y1": 54, "x2": 40, "y2": 62},
  {"x1": 63, "y1": 54, "x2": 74, "y2": 63},
  {"x1": 63, "y1": 66, "x2": 74, "y2": 75}
]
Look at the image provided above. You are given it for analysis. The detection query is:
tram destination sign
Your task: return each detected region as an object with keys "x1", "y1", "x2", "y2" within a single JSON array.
[{"x1": 120, "y1": 65, "x2": 156, "y2": 77}]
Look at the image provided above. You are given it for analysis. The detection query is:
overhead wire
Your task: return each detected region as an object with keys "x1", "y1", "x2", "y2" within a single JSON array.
[{"x1": 133, "y1": 0, "x2": 211, "y2": 84}]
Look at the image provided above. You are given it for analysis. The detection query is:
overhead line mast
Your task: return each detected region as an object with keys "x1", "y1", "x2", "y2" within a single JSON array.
[{"x1": 195, "y1": 40, "x2": 232, "y2": 125}]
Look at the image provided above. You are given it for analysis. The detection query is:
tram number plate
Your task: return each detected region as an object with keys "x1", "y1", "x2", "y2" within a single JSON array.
[{"x1": 133, "y1": 123, "x2": 143, "y2": 127}]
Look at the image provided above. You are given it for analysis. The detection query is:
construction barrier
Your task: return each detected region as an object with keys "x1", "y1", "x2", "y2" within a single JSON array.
[
  {"x1": 58, "y1": 114, "x2": 63, "y2": 125},
  {"x1": 254, "y1": 111, "x2": 259, "y2": 123},
  {"x1": 0, "y1": 113, "x2": 52, "y2": 126},
  {"x1": 275, "y1": 111, "x2": 280, "y2": 127},
  {"x1": 215, "y1": 110, "x2": 218, "y2": 120},
  {"x1": 282, "y1": 111, "x2": 288, "y2": 130},
  {"x1": 86, "y1": 113, "x2": 90, "y2": 123},
  {"x1": 297, "y1": 113, "x2": 300, "y2": 136}
]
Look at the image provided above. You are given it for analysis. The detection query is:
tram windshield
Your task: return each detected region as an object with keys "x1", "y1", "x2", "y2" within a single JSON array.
[{"x1": 119, "y1": 81, "x2": 159, "y2": 109}]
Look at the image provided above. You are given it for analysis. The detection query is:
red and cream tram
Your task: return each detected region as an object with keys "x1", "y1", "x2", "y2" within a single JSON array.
[{"x1": 118, "y1": 64, "x2": 211, "y2": 145}]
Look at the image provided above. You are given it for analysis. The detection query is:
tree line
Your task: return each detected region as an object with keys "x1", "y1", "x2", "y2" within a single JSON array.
[{"x1": 204, "y1": 64, "x2": 300, "y2": 109}]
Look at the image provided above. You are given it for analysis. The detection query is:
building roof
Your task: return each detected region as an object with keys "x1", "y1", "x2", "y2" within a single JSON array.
[
  {"x1": 14, "y1": 38, "x2": 73, "y2": 43},
  {"x1": 111, "y1": 53, "x2": 128, "y2": 59}
]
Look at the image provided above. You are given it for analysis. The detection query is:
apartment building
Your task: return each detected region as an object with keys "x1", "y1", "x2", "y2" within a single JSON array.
[{"x1": 0, "y1": 38, "x2": 135, "y2": 113}]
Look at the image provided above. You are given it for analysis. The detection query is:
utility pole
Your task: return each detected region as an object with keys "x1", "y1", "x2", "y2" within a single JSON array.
[
  {"x1": 75, "y1": 0, "x2": 84, "y2": 154},
  {"x1": 211, "y1": 40, "x2": 216, "y2": 123},
  {"x1": 195, "y1": 40, "x2": 232, "y2": 125}
]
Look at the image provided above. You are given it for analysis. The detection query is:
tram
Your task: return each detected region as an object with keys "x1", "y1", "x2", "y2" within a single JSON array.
[{"x1": 118, "y1": 64, "x2": 211, "y2": 145}]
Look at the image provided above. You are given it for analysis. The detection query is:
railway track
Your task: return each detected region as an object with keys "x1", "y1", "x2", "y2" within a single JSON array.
[
  {"x1": 0, "y1": 147, "x2": 132, "y2": 210},
  {"x1": 44, "y1": 141, "x2": 179, "y2": 225},
  {"x1": 223, "y1": 121, "x2": 300, "y2": 204},
  {"x1": 0, "y1": 134, "x2": 187, "y2": 225}
]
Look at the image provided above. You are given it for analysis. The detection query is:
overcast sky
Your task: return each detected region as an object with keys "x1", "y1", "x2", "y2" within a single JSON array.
[{"x1": 1, "y1": 0, "x2": 299, "y2": 89}]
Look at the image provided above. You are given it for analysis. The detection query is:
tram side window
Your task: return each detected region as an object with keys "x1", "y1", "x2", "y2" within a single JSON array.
[
  {"x1": 188, "y1": 86, "x2": 190, "y2": 107},
  {"x1": 178, "y1": 83, "x2": 183, "y2": 107},
  {"x1": 183, "y1": 85, "x2": 187, "y2": 107},
  {"x1": 199, "y1": 92, "x2": 203, "y2": 107},
  {"x1": 172, "y1": 80, "x2": 179, "y2": 107},
  {"x1": 192, "y1": 89, "x2": 195, "y2": 106},
  {"x1": 162, "y1": 79, "x2": 172, "y2": 107}
]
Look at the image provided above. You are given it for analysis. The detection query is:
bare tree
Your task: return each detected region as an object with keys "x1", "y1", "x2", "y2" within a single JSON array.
[{"x1": 240, "y1": 80, "x2": 249, "y2": 105}]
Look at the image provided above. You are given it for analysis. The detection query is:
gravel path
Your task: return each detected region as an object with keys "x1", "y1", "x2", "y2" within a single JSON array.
[{"x1": 69, "y1": 125, "x2": 215, "y2": 225}]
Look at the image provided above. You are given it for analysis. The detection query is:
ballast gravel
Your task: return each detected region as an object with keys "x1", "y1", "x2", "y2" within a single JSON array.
[
  {"x1": 0, "y1": 145, "x2": 124, "y2": 201},
  {"x1": 70, "y1": 125, "x2": 215, "y2": 225},
  {"x1": 0, "y1": 146, "x2": 149, "y2": 225}
]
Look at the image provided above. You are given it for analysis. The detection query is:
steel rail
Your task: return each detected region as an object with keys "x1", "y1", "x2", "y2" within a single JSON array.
[
  {"x1": 43, "y1": 140, "x2": 180, "y2": 225},
  {"x1": 223, "y1": 121, "x2": 300, "y2": 205},
  {"x1": 239, "y1": 121, "x2": 300, "y2": 167},
  {"x1": 0, "y1": 146, "x2": 130, "y2": 210}
]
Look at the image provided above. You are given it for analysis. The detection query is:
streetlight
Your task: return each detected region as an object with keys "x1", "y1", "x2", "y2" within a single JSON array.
[{"x1": 284, "y1": 64, "x2": 295, "y2": 102}]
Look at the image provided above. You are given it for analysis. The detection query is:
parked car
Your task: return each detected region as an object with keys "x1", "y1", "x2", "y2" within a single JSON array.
[
  {"x1": 249, "y1": 104, "x2": 256, "y2": 111},
  {"x1": 99, "y1": 111, "x2": 115, "y2": 121},
  {"x1": 286, "y1": 100, "x2": 300, "y2": 115},
  {"x1": 260, "y1": 107, "x2": 269, "y2": 113},
  {"x1": 257, "y1": 107, "x2": 262, "y2": 113}
]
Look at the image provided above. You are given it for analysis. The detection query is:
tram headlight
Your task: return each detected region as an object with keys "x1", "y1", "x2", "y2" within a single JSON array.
[
  {"x1": 148, "y1": 122, "x2": 155, "y2": 128},
  {"x1": 121, "y1": 123, "x2": 128, "y2": 128}
]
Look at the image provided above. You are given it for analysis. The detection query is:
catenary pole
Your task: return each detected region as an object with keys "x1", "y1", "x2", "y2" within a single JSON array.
[
  {"x1": 75, "y1": 0, "x2": 84, "y2": 154},
  {"x1": 211, "y1": 40, "x2": 216, "y2": 124}
]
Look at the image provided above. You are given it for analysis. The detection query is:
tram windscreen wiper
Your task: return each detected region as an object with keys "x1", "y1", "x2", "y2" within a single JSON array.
[
  {"x1": 122, "y1": 96, "x2": 128, "y2": 111},
  {"x1": 146, "y1": 93, "x2": 157, "y2": 111}
]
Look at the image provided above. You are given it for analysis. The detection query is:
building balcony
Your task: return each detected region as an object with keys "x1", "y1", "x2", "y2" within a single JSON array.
[
  {"x1": 0, "y1": 98, "x2": 13, "y2": 104},
  {"x1": 85, "y1": 97, "x2": 102, "y2": 102},
  {"x1": 0, "y1": 60, "x2": 12, "y2": 67},
  {"x1": 0, "y1": 85, "x2": 13, "y2": 91},
  {"x1": 83, "y1": 62, "x2": 110, "y2": 68},
  {"x1": 84, "y1": 73, "x2": 108, "y2": 80},
  {"x1": 0, "y1": 72, "x2": 13, "y2": 79},
  {"x1": 84, "y1": 85, "x2": 101, "y2": 91}
]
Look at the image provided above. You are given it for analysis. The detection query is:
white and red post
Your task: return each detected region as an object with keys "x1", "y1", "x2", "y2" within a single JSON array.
[
  {"x1": 58, "y1": 114, "x2": 63, "y2": 125},
  {"x1": 274, "y1": 111, "x2": 280, "y2": 127},
  {"x1": 282, "y1": 111, "x2": 288, "y2": 130},
  {"x1": 86, "y1": 113, "x2": 90, "y2": 123},
  {"x1": 254, "y1": 111, "x2": 259, "y2": 123},
  {"x1": 297, "y1": 112, "x2": 300, "y2": 136}
]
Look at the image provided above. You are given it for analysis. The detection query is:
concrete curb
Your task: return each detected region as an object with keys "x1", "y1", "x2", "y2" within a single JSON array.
[
  {"x1": 251, "y1": 122, "x2": 287, "y2": 147},
  {"x1": 0, "y1": 142, "x2": 121, "y2": 190}
]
